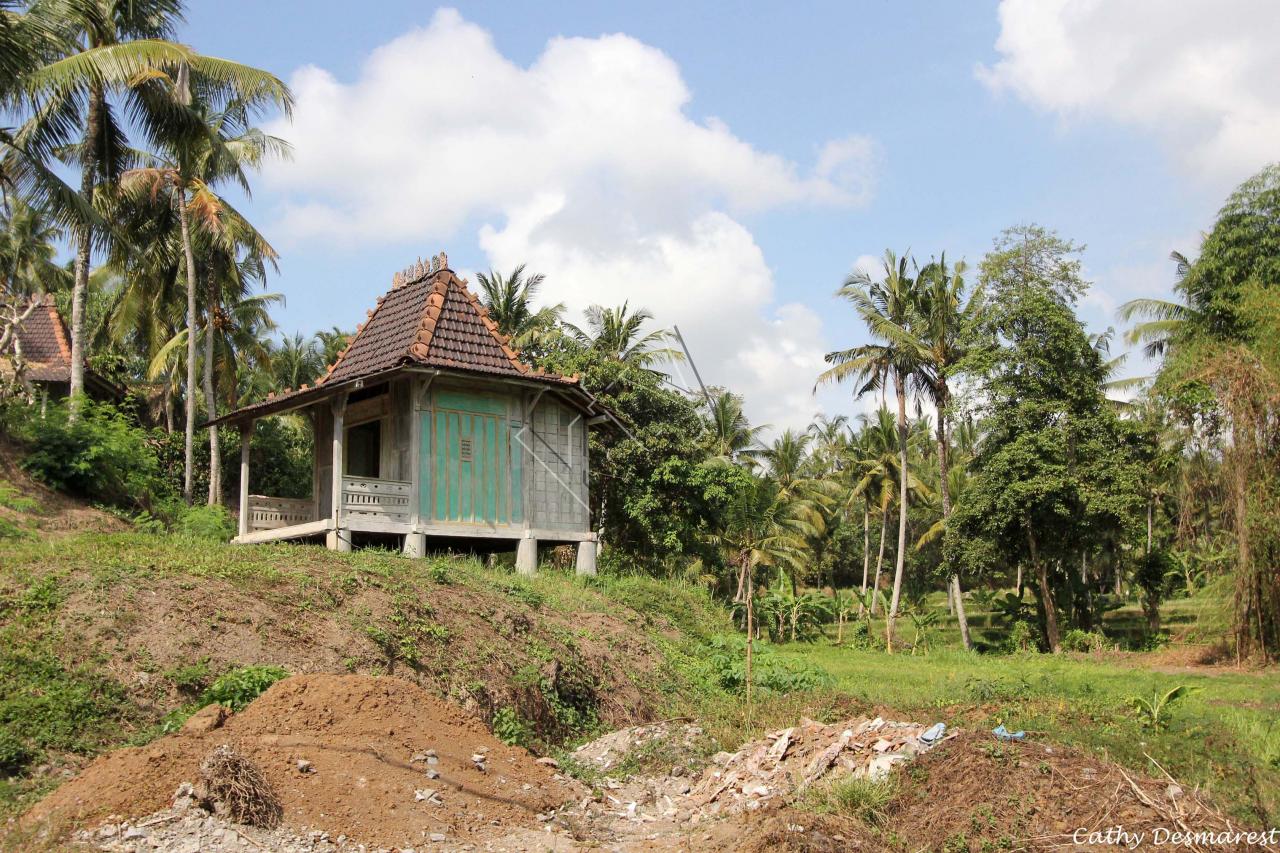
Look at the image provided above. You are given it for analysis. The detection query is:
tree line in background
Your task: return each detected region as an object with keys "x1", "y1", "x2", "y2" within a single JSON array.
[{"x1": 1, "y1": 5, "x2": 1277, "y2": 662}]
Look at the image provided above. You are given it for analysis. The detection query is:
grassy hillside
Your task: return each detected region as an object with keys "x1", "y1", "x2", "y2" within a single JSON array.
[
  {"x1": 0, "y1": 526, "x2": 735, "y2": 821},
  {"x1": 1, "y1": 482, "x2": 1276, "y2": 830}
]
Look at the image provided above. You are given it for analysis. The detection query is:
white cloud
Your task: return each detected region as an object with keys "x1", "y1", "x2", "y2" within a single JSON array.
[
  {"x1": 264, "y1": 8, "x2": 877, "y2": 432},
  {"x1": 851, "y1": 254, "x2": 882, "y2": 280},
  {"x1": 978, "y1": 0, "x2": 1280, "y2": 183}
]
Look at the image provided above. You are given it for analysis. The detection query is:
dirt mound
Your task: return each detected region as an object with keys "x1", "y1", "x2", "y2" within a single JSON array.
[
  {"x1": 27, "y1": 674, "x2": 573, "y2": 849},
  {"x1": 886, "y1": 731, "x2": 1257, "y2": 852}
]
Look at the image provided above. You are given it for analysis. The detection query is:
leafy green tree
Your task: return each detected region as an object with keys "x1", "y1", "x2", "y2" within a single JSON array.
[
  {"x1": 1179, "y1": 164, "x2": 1280, "y2": 339},
  {"x1": 538, "y1": 341, "x2": 749, "y2": 569},
  {"x1": 1142, "y1": 165, "x2": 1280, "y2": 660},
  {"x1": 950, "y1": 247, "x2": 1146, "y2": 652}
]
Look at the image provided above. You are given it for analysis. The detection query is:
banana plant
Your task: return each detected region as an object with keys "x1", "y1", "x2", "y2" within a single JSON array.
[{"x1": 1127, "y1": 684, "x2": 1197, "y2": 730}]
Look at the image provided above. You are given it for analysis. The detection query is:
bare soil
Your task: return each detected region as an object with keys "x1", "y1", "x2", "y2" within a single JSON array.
[{"x1": 27, "y1": 674, "x2": 571, "y2": 849}]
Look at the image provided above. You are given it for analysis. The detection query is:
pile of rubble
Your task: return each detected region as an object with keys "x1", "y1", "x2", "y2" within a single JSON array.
[
  {"x1": 552, "y1": 716, "x2": 951, "y2": 844},
  {"x1": 691, "y1": 716, "x2": 950, "y2": 817},
  {"x1": 569, "y1": 720, "x2": 710, "y2": 775}
]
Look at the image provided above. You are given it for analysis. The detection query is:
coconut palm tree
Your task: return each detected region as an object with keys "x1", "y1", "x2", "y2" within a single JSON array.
[
  {"x1": 703, "y1": 389, "x2": 765, "y2": 465},
  {"x1": 271, "y1": 332, "x2": 323, "y2": 391},
  {"x1": 807, "y1": 413, "x2": 850, "y2": 476},
  {"x1": 712, "y1": 475, "x2": 819, "y2": 709},
  {"x1": 120, "y1": 94, "x2": 289, "y2": 502},
  {"x1": 913, "y1": 254, "x2": 982, "y2": 650},
  {"x1": 314, "y1": 326, "x2": 349, "y2": 371},
  {"x1": 0, "y1": 196, "x2": 69, "y2": 295},
  {"x1": 818, "y1": 250, "x2": 926, "y2": 650},
  {"x1": 1118, "y1": 251, "x2": 1203, "y2": 359},
  {"x1": 14, "y1": 0, "x2": 292, "y2": 417},
  {"x1": 476, "y1": 264, "x2": 564, "y2": 353},
  {"x1": 566, "y1": 302, "x2": 683, "y2": 369},
  {"x1": 848, "y1": 408, "x2": 926, "y2": 616}
]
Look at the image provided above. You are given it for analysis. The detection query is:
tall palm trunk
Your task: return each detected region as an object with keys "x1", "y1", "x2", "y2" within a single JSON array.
[
  {"x1": 742, "y1": 553, "x2": 754, "y2": 724},
  {"x1": 178, "y1": 184, "x2": 198, "y2": 504},
  {"x1": 68, "y1": 85, "x2": 104, "y2": 416},
  {"x1": 203, "y1": 269, "x2": 221, "y2": 505},
  {"x1": 860, "y1": 502, "x2": 870, "y2": 594},
  {"x1": 886, "y1": 372, "x2": 909, "y2": 652},
  {"x1": 871, "y1": 502, "x2": 888, "y2": 615},
  {"x1": 936, "y1": 388, "x2": 971, "y2": 650},
  {"x1": 162, "y1": 367, "x2": 175, "y2": 433}
]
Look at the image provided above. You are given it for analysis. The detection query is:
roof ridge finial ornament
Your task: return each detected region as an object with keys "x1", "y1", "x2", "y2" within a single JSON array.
[
  {"x1": 392, "y1": 271, "x2": 404, "y2": 289},
  {"x1": 429, "y1": 254, "x2": 440, "y2": 275},
  {"x1": 438, "y1": 251, "x2": 448, "y2": 270}
]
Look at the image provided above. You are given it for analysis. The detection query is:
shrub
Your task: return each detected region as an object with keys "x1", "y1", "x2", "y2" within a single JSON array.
[
  {"x1": 846, "y1": 620, "x2": 883, "y2": 651},
  {"x1": 166, "y1": 660, "x2": 214, "y2": 694},
  {"x1": 492, "y1": 707, "x2": 533, "y2": 747},
  {"x1": 704, "y1": 636, "x2": 831, "y2": 694},
  {"x1": 1003, "y1": 620, "x2": 1037, "y2": 654},
  {"x1": 1062, "y1": 628, "x2": 1108, "y2": 653},
  {"x1": 965, "y1": 675, "x2": 1033, "y2": 702},
  {"x1": 202, "y1": 665, "x2": 289, "y2": 711},
  {"x1": 12, "y1": 401, "x2": 166, "y2": 511},
  {"x1": 176, "y1": 505, "x2": 236, "y2": 541}
]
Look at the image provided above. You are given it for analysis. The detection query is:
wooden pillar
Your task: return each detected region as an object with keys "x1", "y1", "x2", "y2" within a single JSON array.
[
  {"x1": 327, "y1": 393, "x2": 351, "y2": 553},
  {"x1": 237, "y1": 420, "x2": 252, "y2": 539}
]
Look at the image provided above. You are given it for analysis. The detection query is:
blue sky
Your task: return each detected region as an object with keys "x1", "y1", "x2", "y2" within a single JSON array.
[{"x1": 176, "y1": 0, "x2": 1279, "y2": 430}]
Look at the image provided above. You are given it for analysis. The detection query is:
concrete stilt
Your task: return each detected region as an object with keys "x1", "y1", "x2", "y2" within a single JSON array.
[
  {"x1": 516, "y1": 537, "x2": 538, "y2": 575},
  {"x1": 326, "y1": 528, "x2": 352, "y2": 553},
  {"x1": 575, "y1": 540, "x2": 597, "y2": 576},
  {"x1": 402, "y1": 532, "x2": 426, "y2": 558}
]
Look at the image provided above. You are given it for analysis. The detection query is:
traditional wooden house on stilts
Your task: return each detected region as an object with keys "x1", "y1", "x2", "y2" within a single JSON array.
[{"x1": 208, "y1": 253, "x2": 609, "y2": 575}]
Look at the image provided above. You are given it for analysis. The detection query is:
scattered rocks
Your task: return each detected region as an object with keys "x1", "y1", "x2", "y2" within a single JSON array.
[{"x1": 414, "y1": 788, "x2": 443, "y2": 805}]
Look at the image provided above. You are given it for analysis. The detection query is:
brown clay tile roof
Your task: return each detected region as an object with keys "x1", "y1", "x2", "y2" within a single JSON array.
[
  {"x1": 14, "y1": 296, "x2": 73, "y2": 380},
  {"x1": 208, "y1": 260, "x2": 583, "y2": 425},
  {"x1": 320, "y1": 265, "x2": 575, "y2": 386}
]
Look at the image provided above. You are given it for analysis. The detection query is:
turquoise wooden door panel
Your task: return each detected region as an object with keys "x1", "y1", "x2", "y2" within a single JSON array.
[{"x1": 421, "y1": 392, "x2": 519, "y2": 524}]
